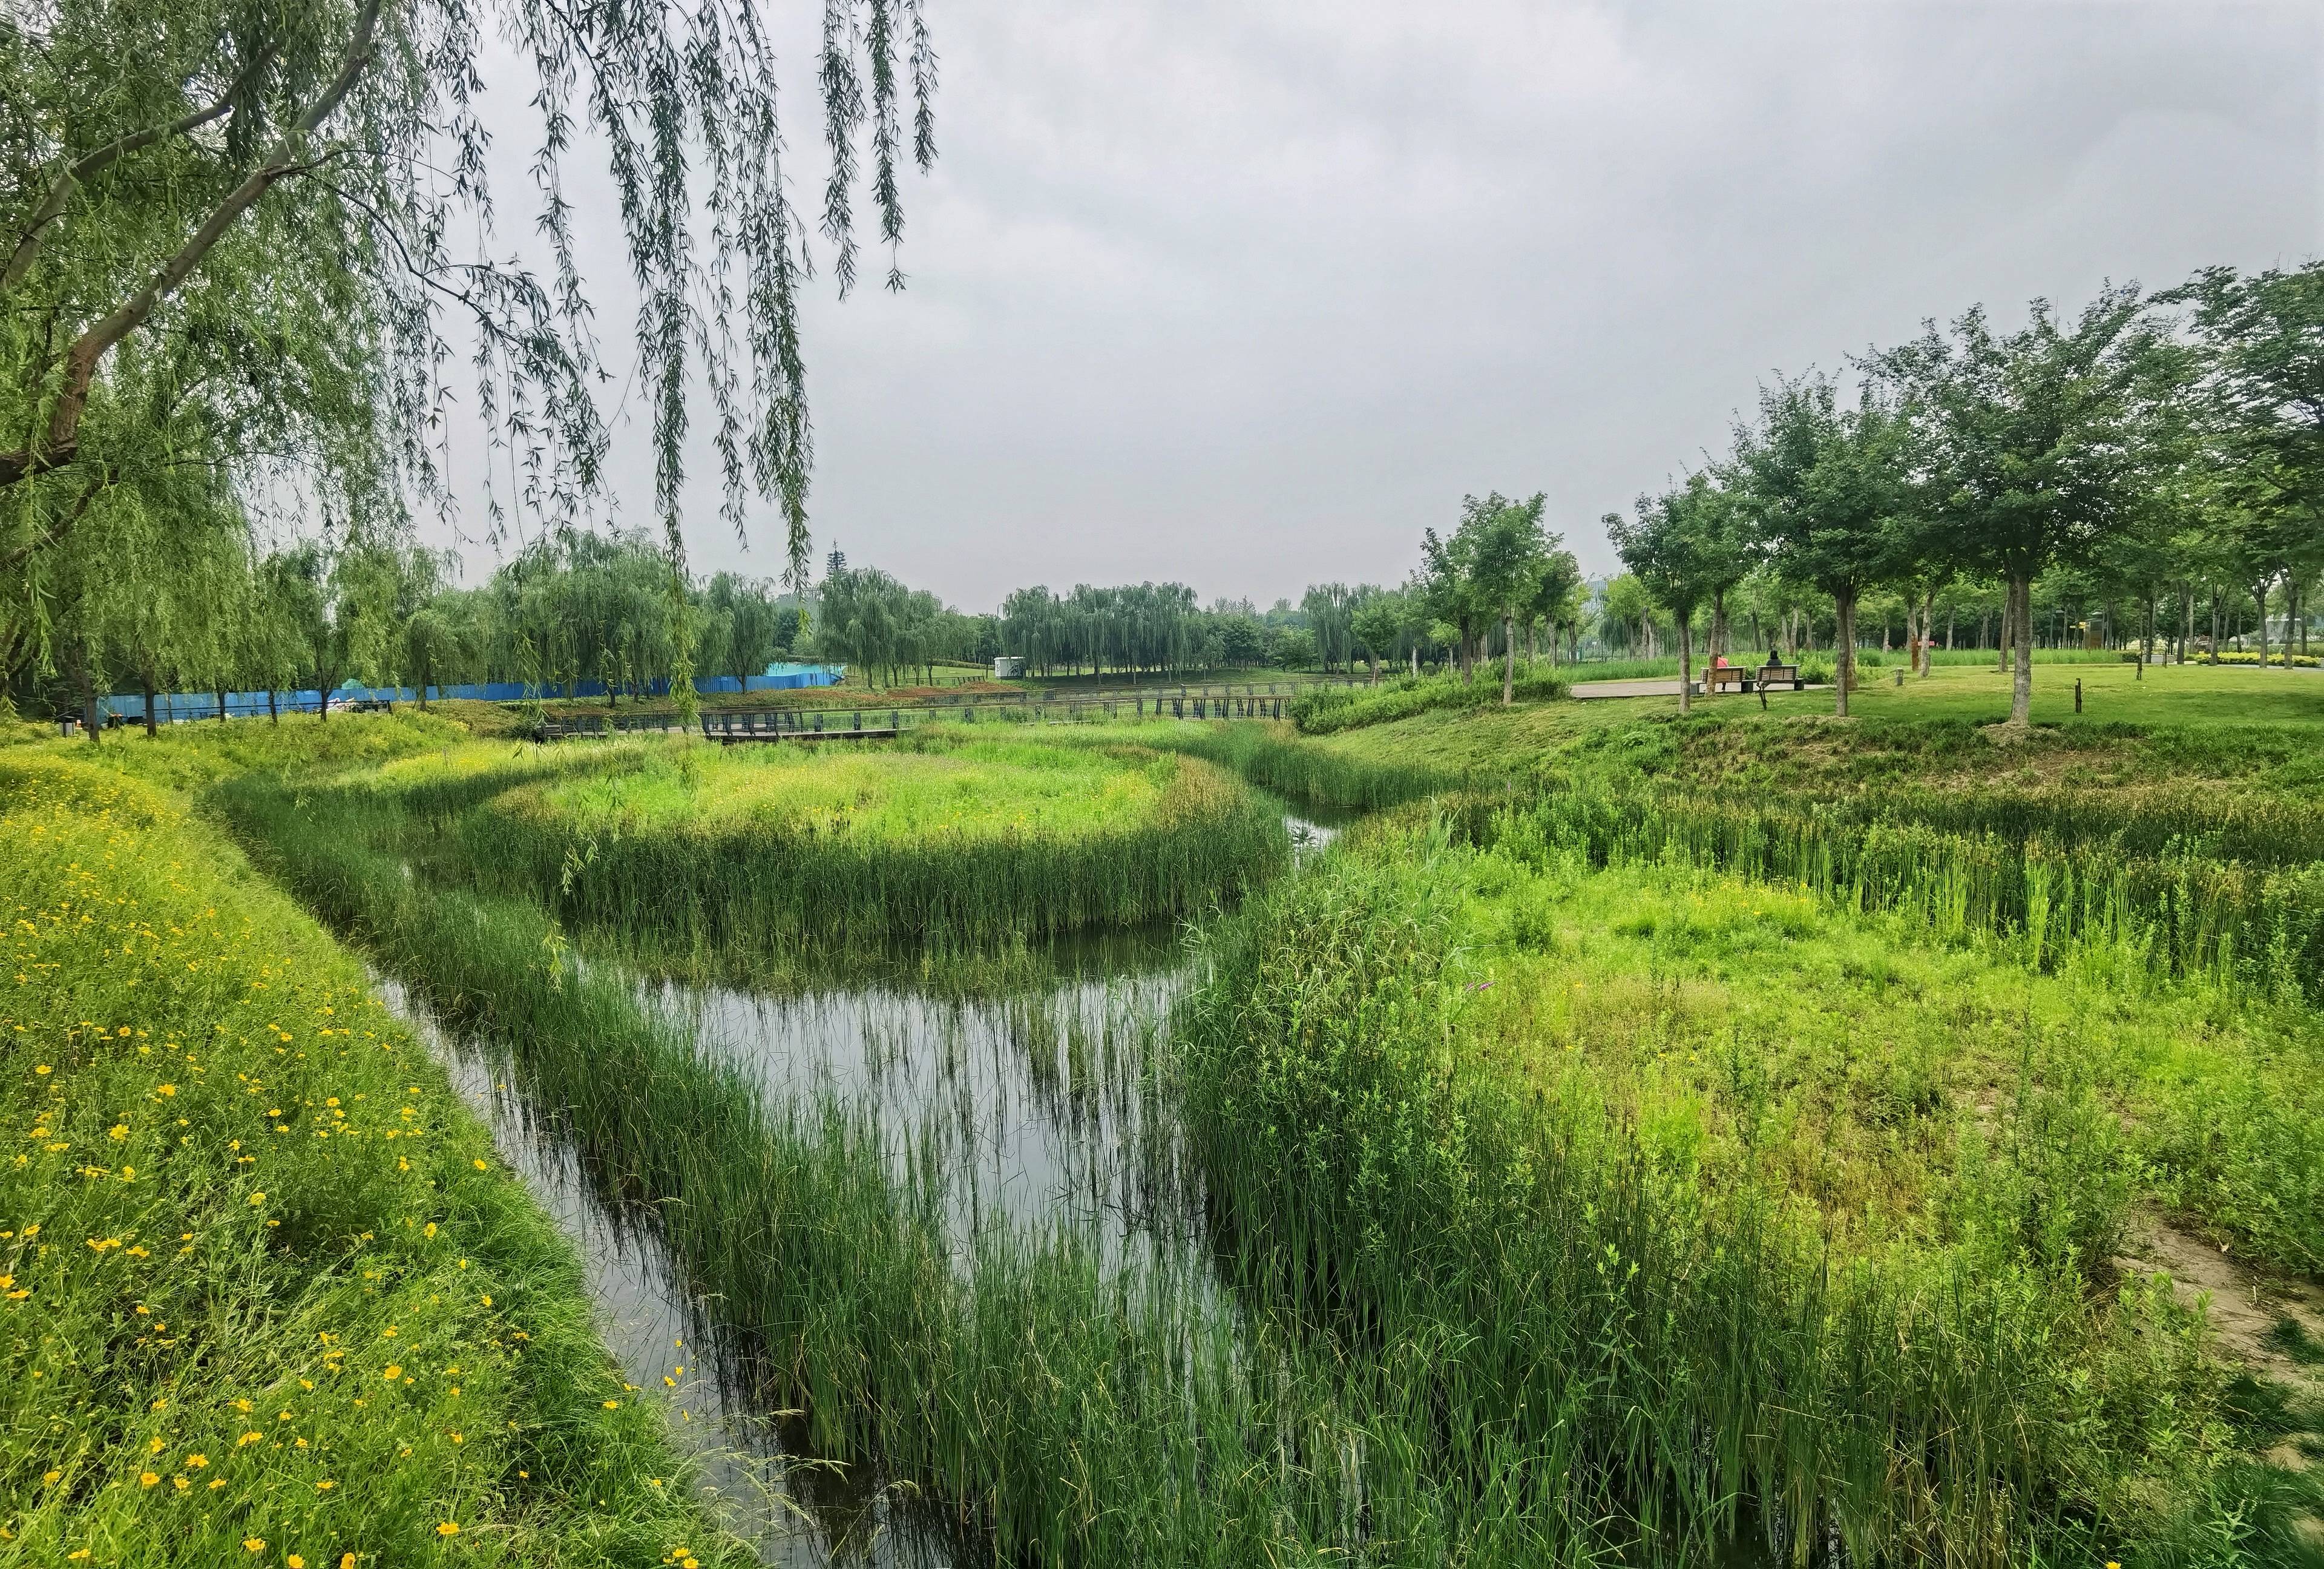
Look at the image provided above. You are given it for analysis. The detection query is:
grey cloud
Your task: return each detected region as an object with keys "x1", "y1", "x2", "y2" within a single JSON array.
[{"x1": 431, "y1": 0, "x2": 2321, "y2": 604}]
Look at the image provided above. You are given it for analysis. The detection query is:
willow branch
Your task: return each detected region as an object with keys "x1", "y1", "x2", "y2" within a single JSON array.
[
  {"x1": 2, "y1": 50, "x2": 275, "y2": 295},
  {"x1": 0, "y1": 1, "x2": 379, "y2": 489},
  {"x1": 1, "y1": 464, "x2": 109, "y2": 571}
]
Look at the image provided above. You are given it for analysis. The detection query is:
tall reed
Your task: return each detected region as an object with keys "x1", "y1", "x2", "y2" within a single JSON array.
[
  {"x1": 1438, "y1": 788, "x2": 2324, "y2": 1002},
  {"x1": 1173, "y1": 838, "x2": 2292, "y2": 1567},
  {"x1": 222, "y1": 772, "x2": 1529, "y2": 1565},
  {"x1": 460, "y1": 740, "x2": 1287, "y2": 955},
  {"x1": 1123, "y1": 720, "x2": 1465, "y2": 810}
]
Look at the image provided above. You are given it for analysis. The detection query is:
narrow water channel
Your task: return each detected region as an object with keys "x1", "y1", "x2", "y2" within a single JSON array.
[{"x1": 382, "y1": 805, "x2": 1349, "y2": 1564}]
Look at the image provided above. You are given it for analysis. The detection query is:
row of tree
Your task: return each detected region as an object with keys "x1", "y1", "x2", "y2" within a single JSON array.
[
  {"x1": 1584, "y1": 565, "x2": 2314, "y2": 665},
  {"x1": 1609, "y1": 267, "x2": 2324, "y2": 717},
  {"x1": 12, "y1": 530, "x2": 816, "y2": 732}
]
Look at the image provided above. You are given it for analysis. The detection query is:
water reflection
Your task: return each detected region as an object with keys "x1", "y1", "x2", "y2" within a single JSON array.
[
  {"x1": 384, "y1": 927, "x2": 1204, "y2": 1563},
  {"x1": 380, "y1": 802, "x2": 1343, "y2": 1563}
]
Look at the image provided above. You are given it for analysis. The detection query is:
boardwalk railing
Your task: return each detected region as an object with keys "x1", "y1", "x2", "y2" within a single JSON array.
[
  {"x1": 532, "y1": 683, "x2": 1320, "y2": 743},
  {"x1": 536, "y1": 682, "x2": 1328, "y2": 742}
]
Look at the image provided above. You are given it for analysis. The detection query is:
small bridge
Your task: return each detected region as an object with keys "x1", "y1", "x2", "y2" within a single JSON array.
[
  {"x1": 536, "y1": 679, "x2": 1341, "y2": 743},
  {"x1": 700, "y1": 690, "x2": 1291, "y2": 744}
]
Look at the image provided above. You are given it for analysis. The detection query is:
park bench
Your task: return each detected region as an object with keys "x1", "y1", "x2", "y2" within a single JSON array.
[
  {"x1": 1753, "y1": 662, "x2": 1803, "y2": 691},
  {"x1": 1702, "y1": 666, "x2": 1749, "y2": 694}
]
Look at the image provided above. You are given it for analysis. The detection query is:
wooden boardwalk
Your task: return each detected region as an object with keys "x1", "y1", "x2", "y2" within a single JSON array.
[{"x1": 537, "y1": 679, "x2": 1345, "y2": 742}]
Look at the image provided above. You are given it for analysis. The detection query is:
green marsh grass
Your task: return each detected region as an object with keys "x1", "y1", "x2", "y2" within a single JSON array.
[
  {"x1": 221, "y1": 765, "x2": 1533, "y2": 1566},
  {"x1": 1436, "y1": 785, "x2": 2324, "y2": 1013},
  {"x1": 0, "y1": 751, "x2": 739, "y2": 1567},
  {"x1": 1288, "y1": 669, "x2": 1571, "y2": 734},
  {"x1": 249, "y1": 732, "x2": 2322, "y2": 1563},
  {"x1": 459, "y1": 731, "x2": 1287, "y2": 955},
  {"x1": 1086, "y1": 718, "x2": 1467, "y2": 810},
  {"x1": 1177, "y1": 820, "x2": 2324, "y2": 1565},
  {"x1": 39, "y1": 706, "x2": 2324, "y2": 1563}
]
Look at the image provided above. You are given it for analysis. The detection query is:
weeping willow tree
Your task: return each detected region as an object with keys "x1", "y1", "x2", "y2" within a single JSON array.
[{"x1": 2, "y1": 0, "x2": 936, "y2": 720}]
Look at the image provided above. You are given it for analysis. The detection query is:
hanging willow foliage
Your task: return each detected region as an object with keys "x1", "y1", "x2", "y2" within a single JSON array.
[{"x1": 1, "y1": 0, "x2": 936, "y2": 711}]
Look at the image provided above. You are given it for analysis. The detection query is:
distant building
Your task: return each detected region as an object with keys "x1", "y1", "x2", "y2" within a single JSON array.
[{"x1": 993, "y1": 656, "x2": 1026, "y2": 679}]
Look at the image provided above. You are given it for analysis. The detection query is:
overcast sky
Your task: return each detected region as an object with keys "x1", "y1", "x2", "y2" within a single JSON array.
[{"x1": 432, "y1": 1, "x2": 2323, "y2": 611}]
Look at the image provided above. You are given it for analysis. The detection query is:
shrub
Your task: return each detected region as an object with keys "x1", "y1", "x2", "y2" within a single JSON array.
[{"x1": 2211, "y1": 650, "x2": 2322, "y2": 669}]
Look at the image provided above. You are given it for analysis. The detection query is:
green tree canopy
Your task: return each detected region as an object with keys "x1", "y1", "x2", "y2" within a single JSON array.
[
  {"x1": 4, "y1": 0, "x2": 937, "y2": 721},
  {"x1": 1731, "y1": 374, "x2": 1915, "y2": 715},
  {"x1": 1871, "y1": 286, "x2": 2163, "y2": 721}
]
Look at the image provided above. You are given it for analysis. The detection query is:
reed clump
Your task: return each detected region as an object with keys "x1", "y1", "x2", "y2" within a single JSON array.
[
  {"x1": 1114, "y1": 719, "x2": 1465, "y2": 809},
  {"x1": 1175, "y1": 824, "x2": 2323, "y2": 1564},
  {"x1": 221, "y1": 767, "x2": 1525, "y2": 1566},
  {"x1": 1436, "y1": 786, "x2": 2324, "y2": 1012},
  {"x1": 455, "y1": 732, "x2": 1287, "y2": 953}
]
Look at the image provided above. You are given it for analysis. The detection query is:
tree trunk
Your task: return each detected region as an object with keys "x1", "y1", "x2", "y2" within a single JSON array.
[
  {"x1": 1501, "y1": 612, "x2": 1516, "y2": 705},
  {"x1": 140, "y1": 667, "x2": 158, "y2": 738},
  {"x1": 1996, "y1": 591, "x2": 2011, "y2": 673},
  {"x1": 1410, "y1": 645, "x2": 1418, "y2": 678},
  {"x1": 2254, "y1": 577, "x2": 2273, "y2": 669},
  {"x1": 1919, "y1": 591, "x2": 1935, "y2": 675},
  {"x1": 268, "y1": 686, "x2": 279, "y2": 723},
  {"x1": 2009, "y1": 574, "x2": 2034, "y2": 725},
  {"x1": 68, "y1": 640, "x2": 99, "y2": 743},
  {"x1": 1833, "y1": 590, "x2": 1857, "y2": 717},
  {"x1": 2208, "y1": 591, "x2": 2220, "y2": 664},
  {"x1": 215, "y1": 685, "x2": 226, "y2": 723},
  {"x1": 1677, "y1": 611, "x2": 1693, "y2": 715},
  {"x1": 318, "y1": 662, "x2": 333, "y2": 722}
]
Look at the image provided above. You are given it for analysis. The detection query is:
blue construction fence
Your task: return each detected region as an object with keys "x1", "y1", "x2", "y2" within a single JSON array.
[{"x1": 96, "y1": 663, "x2": 843, "y2": 725}]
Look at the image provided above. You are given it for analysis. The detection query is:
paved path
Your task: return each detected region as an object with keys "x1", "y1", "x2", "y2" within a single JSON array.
[{"x1": 1570, "y1": 679, "x2": 1684, "y2": 699}]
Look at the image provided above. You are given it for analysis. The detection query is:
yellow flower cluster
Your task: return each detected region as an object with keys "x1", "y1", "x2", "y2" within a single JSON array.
[{"x1": 3, "y1": 734, "x2": 725, "y2": 1565}]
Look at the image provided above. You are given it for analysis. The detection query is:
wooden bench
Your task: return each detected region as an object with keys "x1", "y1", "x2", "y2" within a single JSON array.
[
  {"x1": 1753, "y1": 663, "x2": 1802, "y2": 691},
  {"x1": 1703, "y1": 665, "x2": 1749, "y2": 694}
]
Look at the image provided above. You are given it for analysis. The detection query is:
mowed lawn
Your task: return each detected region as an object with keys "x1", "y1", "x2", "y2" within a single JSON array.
[{"x1": 1304, "y1": 660, "x2": 2324, "y2": 786}]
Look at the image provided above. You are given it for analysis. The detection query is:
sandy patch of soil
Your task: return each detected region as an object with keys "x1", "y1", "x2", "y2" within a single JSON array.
[{"x1": 2117, "y1": 1216, "x2": 2324, "y2": 1543}]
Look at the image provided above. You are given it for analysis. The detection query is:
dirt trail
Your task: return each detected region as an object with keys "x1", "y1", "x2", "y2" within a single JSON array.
[{"x1": 2116, "y1": 1217, "x2": 2324, "y2": 1542}]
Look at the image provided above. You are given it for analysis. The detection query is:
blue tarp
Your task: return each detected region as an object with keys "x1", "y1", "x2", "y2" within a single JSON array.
[{"x1": 96, "y1": 666, "x2": 842, "y2": 725}]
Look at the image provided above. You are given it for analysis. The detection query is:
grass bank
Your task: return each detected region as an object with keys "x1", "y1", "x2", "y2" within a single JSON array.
[
  {"x1": 1288, "y1": 669, "x2": 1570, "y2": 735},
  {"x1": 401, "y1": 731, "x2": 1288, "y2": 958},
  {"x1": 1177, "y1": 816, "x2": 2324, "y2": 1565},
  {"x1": 1137, "y1": 663, "x2": 2324, "y2": 815},
  {"x1": 0, "y1": 749, "x2": 735, "y2": 1567},
  {"x1": 1063, "y1": 719, "x2": 1467, "y2": 811}
]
